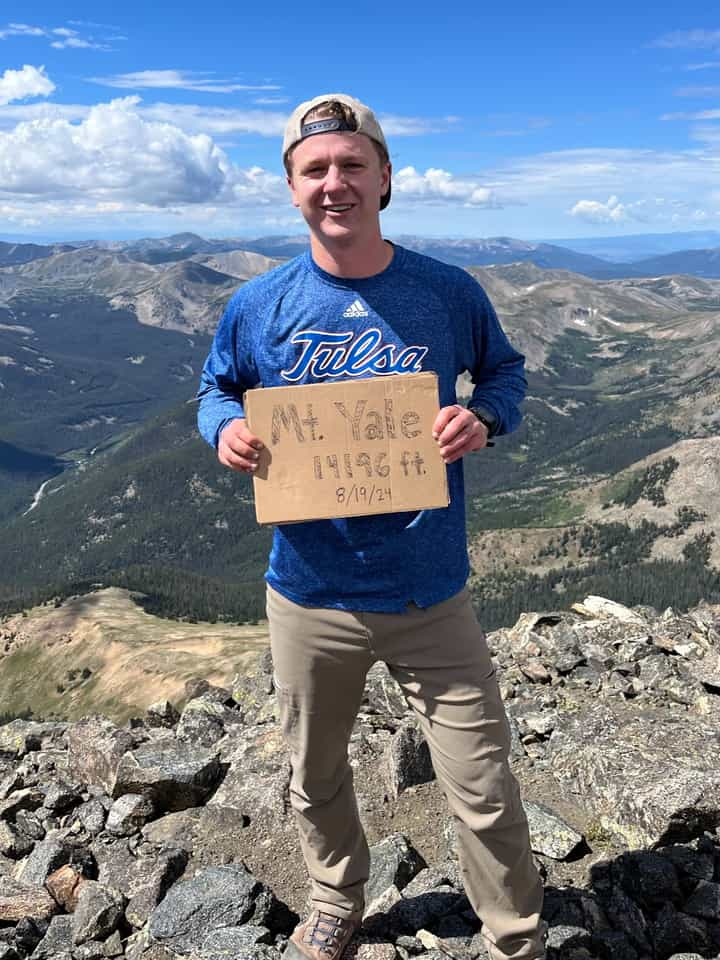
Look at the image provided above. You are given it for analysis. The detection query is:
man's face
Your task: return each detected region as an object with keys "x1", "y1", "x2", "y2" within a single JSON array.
[{"x1": 287, "y1": 132, "x2": 390, "y2": 245}]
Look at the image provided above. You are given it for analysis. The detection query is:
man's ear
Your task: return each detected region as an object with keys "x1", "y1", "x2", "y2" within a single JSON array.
[
  {"x1": 287, "y1": 175, "x2": 300, "y2": 209},
  {"x1": 381, "y1": 162, "x2": 391, "y2": 194},
  {"x1": 379, "y1": 161, "x2": 391, "y2": 210}
]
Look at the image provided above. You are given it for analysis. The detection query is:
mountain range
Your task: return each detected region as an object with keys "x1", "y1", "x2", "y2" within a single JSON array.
[
  {"x1": 544, "y1": 229, "x2": 720, "y2": 262},
  {"x1": 2, "y1": 233, "x2": 719, "y2": 627},
  {"x1": 5, "y1": 230, "x2": 720, "y2": 278}
]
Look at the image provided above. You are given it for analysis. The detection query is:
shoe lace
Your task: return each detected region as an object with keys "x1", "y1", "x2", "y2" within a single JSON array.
[{"x1": 305, "y1": 911, "x2": 351, "y2": 955}]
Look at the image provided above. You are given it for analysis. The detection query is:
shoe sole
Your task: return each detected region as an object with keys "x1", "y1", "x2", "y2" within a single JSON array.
[
  {"x1": 283, "y1": 943, "x2": 312, "y2": 960},
  {"x1": 283, "y1": 930, "x2": 359, "y2": 960}
]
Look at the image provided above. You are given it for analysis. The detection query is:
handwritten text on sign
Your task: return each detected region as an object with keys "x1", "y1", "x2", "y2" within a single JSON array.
[{"x1": 245, "y1": 373, "x2": 449, "y2": 524}]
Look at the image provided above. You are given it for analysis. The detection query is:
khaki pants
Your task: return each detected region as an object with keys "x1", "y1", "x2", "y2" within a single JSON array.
[{"x1": 267, "y1": 585, "x2": 546, "y2": 960}]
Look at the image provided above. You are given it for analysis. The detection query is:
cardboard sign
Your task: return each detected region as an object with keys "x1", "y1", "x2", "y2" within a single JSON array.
[{"x1": 245, "y1": 372, "x2": 449, "y2": 524}]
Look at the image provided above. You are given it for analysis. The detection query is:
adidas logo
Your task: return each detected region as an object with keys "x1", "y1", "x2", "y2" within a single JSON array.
[{"x1": 342, "y1": 299, "x2": 369, "y2": 318}]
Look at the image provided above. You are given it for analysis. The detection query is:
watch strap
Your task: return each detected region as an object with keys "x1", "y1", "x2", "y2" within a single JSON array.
[{"x1": 468, "y1": 405, "x2": 499, "y2": 439}]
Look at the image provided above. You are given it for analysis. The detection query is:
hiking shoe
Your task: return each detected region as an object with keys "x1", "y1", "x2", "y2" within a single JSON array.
[{"x1": 289, "y1": 908, "x2": 362, "y2": 960}]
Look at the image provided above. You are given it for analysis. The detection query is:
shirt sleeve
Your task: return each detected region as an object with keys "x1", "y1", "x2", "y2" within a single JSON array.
[
  {"x1": 196, "y1": 290, "x2": 260, "y2": 449},
  {"x1": 457, "y1": 274, "x2": 527, "y2": 436}
]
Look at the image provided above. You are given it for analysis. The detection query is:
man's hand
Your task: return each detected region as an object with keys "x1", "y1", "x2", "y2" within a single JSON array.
[
  {"x1": 432, "y1": 405, "x2": 488, "y2": 464},
  {"x1": 218, "y1": 418, "x2": 264, "y2": 473}
]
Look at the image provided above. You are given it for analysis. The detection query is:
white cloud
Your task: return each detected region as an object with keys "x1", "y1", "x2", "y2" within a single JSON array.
[
  {"x1": 0, "y1": 94, "x2": 457, "y2": 143},
  {"x1": 0, "y1": 21, "x2": 115, "y2": 50},
  {"x1": 488, "y1": 146, "x2": 720, "y2": 202},
  {"x1": 653, "y1": 29, "x2": 720, "y2": 49},
  {"x1": 377, "y1": 114, "x2": 458, "y2": 136},
  {"x1": 89, "y1": 70, "x2": 282, "y2": 94},
  {"x1": 140, "y1": 102, "x2": 288, "y2": 137},
  {"x1": 52, "y1": 37, "x2": 104, "y2": 50},
  {"x1": 142, "y1": 102, "x2": 453, "y2": 140},
  {"x1": 688, "y1": 208, "x2": 714, "y2": 221},
  {"x1": 674, "y1": 85, "x2": 720, "y2": 97},
  {"x1": 0, "y1": 96, "x2": 488, "y2": 229},
  {"x1": 0, "y1": 64, "x2": 54, "y2": 106},
  {"x1": 0, "y1": 100, "x2": 289, "y2": 138},
  {"x1": 569, "y1": 192, "x2": 719, "y2": 226},
  {"x1": 393, "y1": 166, "x2": 496, "y2": 206},
  {"x1": 0, "y1": 23, "x2": 46, "y2": 39},
  {"x1": 0, "y1": 102, "x2": 90, "y2": 131},
  {"x1": 0, "y1": 201, "x2": 43, "y2": 226},
  {"x1": 259, "y1": 214, "x2": 304, "y2": 228},
  {"x1": 568, "y1": 195, "x2": 704, "y2": 225},
  {"x1": 0, "y1": 96, "x2": 284, "y2": 208},
  {"x1": 1, "y1": 89, "x2": 719, "y2": 233},
  {"x1": 227, "y1": 165, "x2": 285, "y2": 204},
  {"x1": 569, "y1": 195, "x2": 631, "y2": 224},
  {"x1": 693, "y1": 124, "x2": 720, "y2": 144},
  {"x1": 68, "y1": 19, "x2": 122, "y2": 30},
  {"x1": 663, "y1": 108, "x2": 720, "y2": 120},
  {"x1": 138, "y1": 102, "x2": 451, "y2": 138}
]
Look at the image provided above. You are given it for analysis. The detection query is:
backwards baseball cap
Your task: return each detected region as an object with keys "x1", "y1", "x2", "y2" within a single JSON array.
[{"x1": 283, "y1": 93, "x2": 391, "y2": 210}]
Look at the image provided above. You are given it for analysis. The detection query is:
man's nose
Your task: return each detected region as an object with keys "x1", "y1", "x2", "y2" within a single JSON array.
[{"x1": 323, "y1": 164, "x2": 345, "y2": 192}]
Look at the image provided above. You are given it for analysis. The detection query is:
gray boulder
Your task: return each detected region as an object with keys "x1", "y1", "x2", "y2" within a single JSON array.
[
  {"x1": 0, "y1": 722, "x2": 45, "y2": 759},
  {"x1": 383, "y1": 722, "x2": 434, "y2": 799},
  {"x1": 66, "y1": 718, "x2": 135, "y2": 795},
  {"x1": 73, "y1": 929, "x2": 124, "y2": 957},
  {"x1": 523, "y1": 802, "x2": 584, "y2": 860},
  {"x1": 147, "y1": 864, "x2": 295, "y2": 955},
  {"x1": 18, "y1": 838, "x2": 91, "y2": 884},
  {"x1": 363, "y1": 662, "x2": 409, "y2": 719},
  {"x1": 649, "y1": 903, "x2": 709, "y2": 958},
  {"x1": 42, "y1": 782, "x2": 81, "y2": 813},
  {"x1": 72, "y1": 881, "x2": 127, "y2": 945},
  {"x1": 0, "y1": 787, "x2": 44, "y2": 820},
  {"x1": 683, "y1": 880, "x2": 720, "y2": 921},
  {"x1": 105, "y1": 793, "x2": 155, "y2": 836},
  {"x1": 112, "y1": 740, "x2": 222, "y2": 813},
  {"x1": 548, "y1": 704, "x2": 720, "y2": 846},
  {"x1": 199, "y1": 924, "x2": 275, "y2": 959},
  {"x1": 545, "y1": 924, "x2": 592, "y2": 953},
  {"x1": 28, "y1": 914, "x2": 73, "y2": 959},
  {"x1": 367, "y1": 834, "x2": 427, "y2": 904},
  {"x1": 176, "y1": 695, "x2": 243, "y2": 747},
  {"x1": 146, "y1": 701, "x2": 181, "y2": 729},
  {"x1": 75, "y1": 798, "x2": 108, "y2": 836},
  {"x1": 208, "y1": 723, "x2": 290, "y2": 822},
  {"x1": 230, "y1": 650, "x2": 277, "y2": 725},
  {"x1": 0, "y1": 820, "x2": 33, "y2": 858},
  {"x1": 95, "y1": 838, "x2": 188, "y2": 928},
  {"x1": 0, "y1": 880, "x2": 57, "y2": 923}
]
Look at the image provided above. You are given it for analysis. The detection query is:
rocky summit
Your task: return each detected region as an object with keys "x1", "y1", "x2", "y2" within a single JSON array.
[{"x1": 2, "y1": 595, "x2": 720, "y2": 960}]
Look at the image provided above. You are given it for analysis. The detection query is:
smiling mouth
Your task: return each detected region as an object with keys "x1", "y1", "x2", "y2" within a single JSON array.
[{"x1": 323, "y1": 204, "x2": 354, "y2": 212}]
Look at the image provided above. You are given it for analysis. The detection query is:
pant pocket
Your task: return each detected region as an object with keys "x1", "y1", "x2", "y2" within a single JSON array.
[{"x1": 273, "y1": 673, "x2": 302, "y2": 750}]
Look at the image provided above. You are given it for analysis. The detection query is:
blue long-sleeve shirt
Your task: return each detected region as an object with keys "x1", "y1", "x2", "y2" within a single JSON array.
[{"x1": 197, "y1": 244, "x2": 526, "y2": 612}]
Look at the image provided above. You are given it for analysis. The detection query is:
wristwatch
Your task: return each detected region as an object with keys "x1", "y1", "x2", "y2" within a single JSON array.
[{"x1": 468, "y1": 405, "x2": 499, "y2": 439}]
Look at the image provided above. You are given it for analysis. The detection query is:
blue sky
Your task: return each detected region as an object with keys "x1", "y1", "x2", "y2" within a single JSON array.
[{"x1": 0, "y1": 1, "x2": 719, "y2": 241}]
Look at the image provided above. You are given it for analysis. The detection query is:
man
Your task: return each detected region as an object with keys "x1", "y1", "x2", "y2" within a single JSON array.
[{"x1": 197, "y1": 93, "x2": 546, "y2": 960}]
